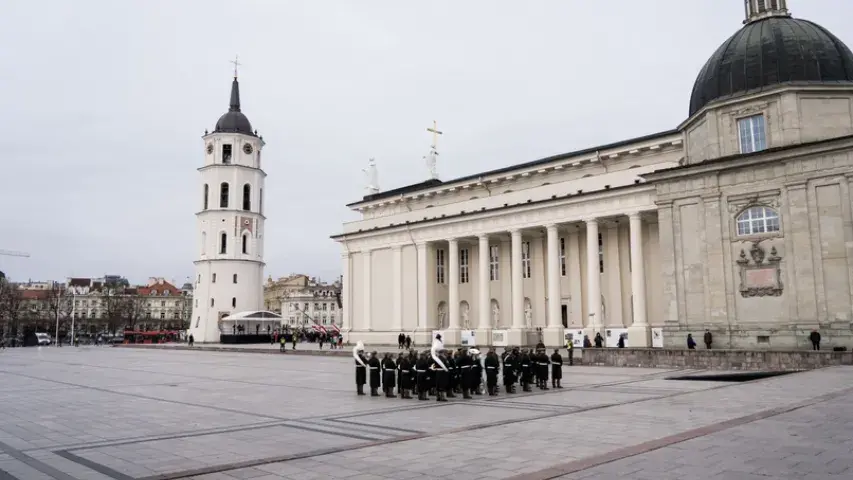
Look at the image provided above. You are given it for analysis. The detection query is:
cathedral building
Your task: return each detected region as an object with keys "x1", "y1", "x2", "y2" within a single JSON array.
[
  {"x1": 188, "y1": 74, "x2": 267, "y2": 343},
  {"x1": 332, "y1": 0, "x2": 853, "y2": 349}
]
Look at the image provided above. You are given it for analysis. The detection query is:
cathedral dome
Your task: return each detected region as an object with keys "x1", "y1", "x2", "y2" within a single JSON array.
[
  {"x1": 689, "y1": 11, "x2": 853, "y2": 116},
  {"x1": 214, "y1": 77, "x2": 255, "y2": 135}
]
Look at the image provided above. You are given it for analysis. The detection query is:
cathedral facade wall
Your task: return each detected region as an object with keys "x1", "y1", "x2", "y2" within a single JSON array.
[{"x1": 654, "y1": 139, "x2": 853, "y2": 349}]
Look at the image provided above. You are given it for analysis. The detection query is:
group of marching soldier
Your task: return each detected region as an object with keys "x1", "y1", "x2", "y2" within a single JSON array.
[{"x1": 354, "y1": 337, "x2": 565, "y2": 401}]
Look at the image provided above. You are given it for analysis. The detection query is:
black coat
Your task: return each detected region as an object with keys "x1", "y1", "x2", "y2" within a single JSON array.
[
  {"x1": 503, "y1": 355, "x2": 516, "y2": 385},
  {"x1": 398, "y1": 357, "x2": 412, "y2": 389},
  {"x1": 485, "y1": 354, "x2": 499, "y2": 386},
  {"x1": 458, "y1": 354, "x2": 472, "y2": 389},
  {"x1": 382, "y1": 358, "x2": 396, "y2": 388},
  {"x1": 416, "y1": 357, "x2": 429, "y2": 389},
  {"x1": 368, "y1": 357, "x2": 381, "y2": 388},
  {"x1": 550, "y1": 352, "x2": 563, "y2": 380},
  {"x1": 435, "y1": 355, "x2": 450, "y2": 390},
  {"x1": 471, "y1": 357, "x2": 482, "y2": 387},
  {"x1": 355, "y1": 355, "x2": 367, "y2": 385}
]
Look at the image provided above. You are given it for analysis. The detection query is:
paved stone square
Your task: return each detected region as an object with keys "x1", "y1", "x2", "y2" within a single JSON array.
[{"x1": 0, "y1": 347, "x2": 852, "y2": 479}]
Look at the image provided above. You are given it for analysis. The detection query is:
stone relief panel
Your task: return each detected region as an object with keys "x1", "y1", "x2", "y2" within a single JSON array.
[{"x1": 736, "y1": 241, "x2": 783, "y2": 298}]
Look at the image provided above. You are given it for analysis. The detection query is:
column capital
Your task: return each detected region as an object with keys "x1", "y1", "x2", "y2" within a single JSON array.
[
  {"x1": 544, "y1": 223, "x2": 559, "y2": 231},
  {"x1": 361, "y1": 248, "x2": 373, "y2": 254},
  {"x1": 340, "y1": 252, "x2": 351, "y2": 259},
  {"x1": 391, "y1": 244, "x2": 403, "y2": 251},
  {"x1": 583, "y1": 217, "x2": 598, "y2": 225},
  {"x1": 477, "y1": 233, "x2": 490, "y2": 240},
  {"x1": 447, "y1": 237, "x2": 459, "y2": 244},
  {"x1": 509, "y1": 228, "x2": 522, "y2": 236},
  {"x1": 627, "y1": 211, "x2": 642, "y2": 221}
]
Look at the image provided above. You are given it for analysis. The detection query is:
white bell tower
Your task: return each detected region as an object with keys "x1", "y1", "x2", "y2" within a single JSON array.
[{"x1": 189, "y1": 69, "x2": 267, "y2": 343}]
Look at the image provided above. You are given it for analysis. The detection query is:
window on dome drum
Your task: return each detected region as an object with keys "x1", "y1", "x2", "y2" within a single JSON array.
[
  {"x1": 460, "y1": 248, "x2": 469, "y2": 284},
  {"x1": 201, "y1": 232, "x2": 206, "y2": 255},
  {"x1": 220, "y1": 183, "x2": 229, "y2": 208},
  {"x1": 489, "y1": 245, "x2": 500, "y2": 281},
  {"x1": 210, "y1": 298, "x2": 214, "y2": 307},
  {"x1": 738, "y1": 115, "x2": 766, "y2": 154},
  {"x1": 222, "y1": 144, "x2": 232, "y2": 164},
  {"x1": 242, "y1": 184, "x2": 251, "y2": 211},
  {"x1": 736, "y1": 206, "x2": 780, "y2": 236},
  {"x1": 203, "y1": 184, "x2": 209, "y2": 210},
  {"x1": 233, "y1": 274, "x2": 237, "y2": 284},
  {"x1": 521, "y1": 241, "x2": 531, "y2": 279},
  {"x1": 242, "y1": 234, "x2": 248, "y2": 254},
  {"x1": 231, "y1": 297, "x2": 236, "y2": 308},
  {"x1": 212, "y1": 273, "x2": 216, "y2": 283},
  {"x1": 559, "y1": 237, "x2": 566, "y2": 276},
  {"x1": 220, "y1": 233, "x2": 227, "y2": 254},
  {"x1": 436, "y1": 249, "x2": 445, "y2": 284},
  {"x1": 259, "y1": 188, "x2": 263, "y2": 214}
]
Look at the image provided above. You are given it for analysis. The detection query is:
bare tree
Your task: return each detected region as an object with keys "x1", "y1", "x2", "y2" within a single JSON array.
[
  {"x1": 0, "y1": 279, "x2": 24, "y2": 338},
  {"x1": 100, "y1": 291, "x2": 125, "y2": 334},
  {"x1": 120, "y1": 293, "x2": 147, "y2": 331}
]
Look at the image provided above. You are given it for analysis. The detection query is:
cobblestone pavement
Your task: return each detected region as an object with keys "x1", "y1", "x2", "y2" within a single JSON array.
[{"x1": 0, "y1": 347, "x2": 851, "y2": 479}]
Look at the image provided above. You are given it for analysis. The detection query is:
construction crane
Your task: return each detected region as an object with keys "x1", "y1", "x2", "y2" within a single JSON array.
[{"x1": 0, "y1": 249, "x2": 30, "y2": 258}]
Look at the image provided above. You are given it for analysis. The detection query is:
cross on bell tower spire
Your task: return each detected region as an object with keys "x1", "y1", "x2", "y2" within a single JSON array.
[{"x1": 744, "y1": 0, "x2": 790, "y2": 24}]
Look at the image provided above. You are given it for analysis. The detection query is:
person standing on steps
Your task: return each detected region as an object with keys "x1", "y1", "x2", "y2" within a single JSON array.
[
  {"x1": 687, "y1": 333, "x2": 697, "y2": 350},
  {"x1": 566, "y1": 339, "x2": 574, "y2": 366},
  {"x1": 809, "y1": 330, "x2": 821, "y2": 351},
  {"x1": 594, "y1": 333, "x2": 604, "y2": 348},
  {"x1": 704, "y1": 330, "x2": 713, "y2": 349}
]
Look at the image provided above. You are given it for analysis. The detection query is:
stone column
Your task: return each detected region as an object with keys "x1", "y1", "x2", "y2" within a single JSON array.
[
  {"x1": 392, "y1": 245, "x2": 403, "y2": 335},
  {"x1": 341, "y1": 252, "x2": 351, "y2": 342},
  {"x1": 627, "y1": 213, "x2": 650, "y2": 347},
  {"x1": 362, "y1": 249, "x2": 372, "y2": 332},
  {"x1": 416, "y1": 242, "x2": 429, "y2": 345},
  {"x1": 477, "y1": 234, "x2": 492, "y2": 343},
  {"x1": 445, "y1": 238, "x2": 461, "y2": 345},
  {"x1": 585, "y1": 219, "x2": 601, "y2": 339},
  {"x1": 508, "y1": 229, "x2": 526, "y2": 345},
  {"x1": 544, "y1": 224, "x2": 565, "y2": 346}
]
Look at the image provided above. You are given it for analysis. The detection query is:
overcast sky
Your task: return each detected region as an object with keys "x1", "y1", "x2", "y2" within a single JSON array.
[{"x1": 1, "y1": 0, "x2": 850, "y2": 286}]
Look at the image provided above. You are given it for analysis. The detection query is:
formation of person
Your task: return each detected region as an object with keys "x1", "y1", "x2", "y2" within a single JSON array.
[{"x1": 353, "y1": 338, "x2": 565, "y2": 401}]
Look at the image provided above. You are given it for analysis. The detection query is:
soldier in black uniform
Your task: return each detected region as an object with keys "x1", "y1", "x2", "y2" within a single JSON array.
[
  {"x1": 434, "y1": 350, "x2": 449, "y2": 402},
  {"x1": 470, "y1": 349, "x2": 483, "y2": 395},
  {"x1": 445, "y1": 351, "x2": 457, "y2": 398},
  {"x1": 381, "y1": 353, "x2": 396, "y2": 398},
  {"x1": 503, "y1": 348, "x2": 517, "y2": 394},
  {"x1": 368, "y1": 351, "x2": 381, "y2": 397},
  {"x1": 355, "y1": 348, "x2": 368, "y2": 396},
  {"x1": 550, "y1": 348, "x2": 563, "y2": 389},
  {"x1": 485, "y1": 348, "x2": 499, "y2": 395},
  {"x1": 398, "y1": 352, "x2": 413, "y2": 399},
  {"x1": 519, "y1": 349, "x2": 532, "y2": 392},
  {"x1": 457, "y1": 349, "x2": 472, "y2": 399},
  {"x1": 408, "y1": 350, "x2": 418, "y2": 396},
  {"x1": 416, "y1": 352, "x2": 430, "y2": 400},
  {"x1": 537, "y1": 349, "x2": 549, "y2": 390}
]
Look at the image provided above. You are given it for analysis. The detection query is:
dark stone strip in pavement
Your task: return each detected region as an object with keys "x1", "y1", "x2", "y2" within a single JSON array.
[
  {"x1": 53, "y1": 450, "x2": 135, "y2": 480},
  {"x1": 282, "y1": 422, "x2": 387, "y2": 442},
  {"x1": 326, "y1": 418, "x2": 425, "y2": 435},
  {"x1": 506, "y1": 385, "x2": 853, "y2": 480},
  {"x1": 0, "y1": 368, "x2": 290, "y2": 423},
  {"x1": 0, "y1": 441, "x2": 79, "y2": 480},
  {"x1": 115, "y1": 344, "x2": 356, "y2": 357},
  {"x1": 0, "y1": 466, "x2": 18, "y2": 480}
]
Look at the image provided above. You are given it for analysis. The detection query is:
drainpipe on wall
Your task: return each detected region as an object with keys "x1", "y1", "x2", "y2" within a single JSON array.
[
  {"x1": 342, "y1": 237, "x2": 353, "y2": 344},
  {"x1": 405, "y1": 224, "x2": 420, "y2": 346}
]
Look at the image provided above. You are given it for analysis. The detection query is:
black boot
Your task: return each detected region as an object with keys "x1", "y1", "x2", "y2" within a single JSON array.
[
  {"x1": 542, "y1": 381, "x2": 549, "y2": 390},
  {"x1": 437, "y1": 391, "x2": 448, "y2": 402},
  {"x1": 419, "y1": 390, "x2": 428, "y2": 401},
  {"x1": 371, "y1": 388, "x2": 380, "y2": 397},
  {"x1": 357, "y1": 385, "x2": 365, "y2": 396},
  {"x1": 446, "y1": 390, "x2": 456, "y2": 398},
  {"x1": 557, "y1": 380, "x2": 563, "y2": 389},
  {"x1": 463, "y1": 389, "x2": 472, "y2": 399}
]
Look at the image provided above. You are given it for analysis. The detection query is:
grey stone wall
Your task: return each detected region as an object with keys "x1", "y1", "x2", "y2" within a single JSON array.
[{"x1": 581, "y1": 347, "x2": 853, "y2": 371}]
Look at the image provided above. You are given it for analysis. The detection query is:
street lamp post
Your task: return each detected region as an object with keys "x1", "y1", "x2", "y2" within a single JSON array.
[
  {"x1": 70, "y1": 292, "x2": 76, "y2": 346},
  {"x1": 54, "y1": 282, "x2": 61, "y2": 346}
]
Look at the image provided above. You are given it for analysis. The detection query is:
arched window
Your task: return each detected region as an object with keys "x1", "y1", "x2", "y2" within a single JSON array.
[
  {"x1": 242, "y1": 184, "x2": 251, "y2": 211},
  {"x1": 203, "y1": 184, "x2": 209, "y2": 210},
  {"x1": 210, "y1": 298, "x2": 215, "y2": 307},
  {"x1": 220, "y1": 233, "x2": 227, "y2": 254},
  {"x1": 736, "y1": 206, "x2": 780, "y2": 236},
  {"x1": 232, "y1": 274, "x2": 238, "y2": 284},
  {"x1": 201, "y1": 232, "x2": 206, "y2": 255},
  {"x1": 259, "y1": 188, "x2": 263, "y2": 214},
  {"x1": 242, "y1": 234, "x2": 248, "y2": 254},
  {"x1": 220, "y1": 182, "x2": 229, "y2": 208}
]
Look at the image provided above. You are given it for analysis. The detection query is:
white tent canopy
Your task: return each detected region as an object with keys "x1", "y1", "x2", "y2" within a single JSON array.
[{"x1": 219, "y1": 310, "x2": 282, "y2": 334}]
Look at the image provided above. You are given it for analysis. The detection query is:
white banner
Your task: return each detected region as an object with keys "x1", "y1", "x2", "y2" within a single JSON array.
[
  {"x1": 605, "y1": 328, "x2": 628, "y2": 348},
  {"x1": 567, "y1": 329, "x2": 585, "y2": 348},
  {"x1": 461, "y1": 330, "x2": 476, "y2": 346},
  {"x1": 652, "y1": 328, "x2": 664, "y2": 348},
  {"x1": 491, "y1": 329, "x2": 508, "y2": 347}
]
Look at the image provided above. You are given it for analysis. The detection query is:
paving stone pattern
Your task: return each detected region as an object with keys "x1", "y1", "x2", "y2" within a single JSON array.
[{"x1": 0, "y1": 347, "x2": 851, "y2": 479}]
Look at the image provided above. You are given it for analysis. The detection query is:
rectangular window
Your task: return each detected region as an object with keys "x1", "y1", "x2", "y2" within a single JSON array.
[
  {"x1": 330, "y1": 303, "x2": 335, "y2": 311},
  {"x1": 598, "y1": 233, "x2": 604, "y2": 274},
  {"x1": 460, "y1": 248, "x2": 470, "y2": 284},
  {"x1": 323, "y1": 303, "x2": 327, "y2": 311},
  {"x1": 521, "y1": 241, "x2": 531, "y2": 279},
  {"x1": 160, "y1": 312, "x2": 165, "y2": 319},
  {"x1": 489, "y1": 245, "x2": 500, "y2": 281},
  {"x1": 738, "y1": 114, "x2": 766, "y2": 154},
  {"x1": 559, "y1": 237, "x2": 566, "y2": 276},
  {"x1": 436, "y1": 248, "x2": 445, "y2": 284},
  {"x1": 212, "y1": 273, "x2": 216, "y2": 283},
  {"x1": 222, "y1": 144, "x2": 232, "y2": 163},
  {"x1": 314, "y1": 303, "x2": 319, "y2": 310}
]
